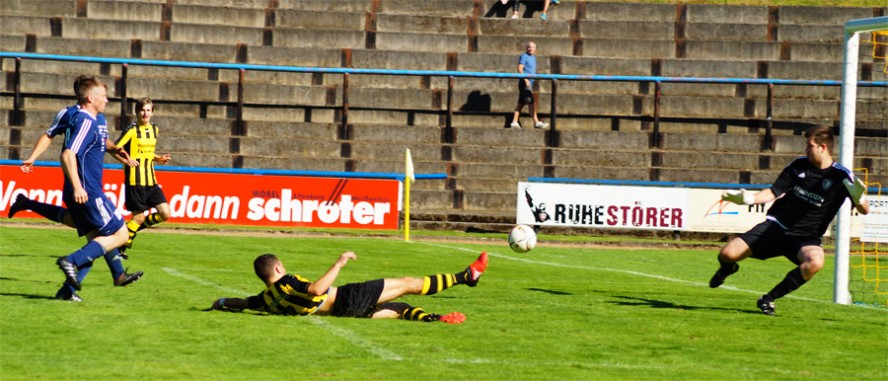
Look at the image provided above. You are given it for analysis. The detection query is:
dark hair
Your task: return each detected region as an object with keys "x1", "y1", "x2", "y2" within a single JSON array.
[
  {"x1": 73, "y1": 75, "x2": 95, "y2": 94},
  {"x1": 254, "y1": 254, "x2": 279, "y2": 281},
  {"x1": 135, "y1": 97, "x2": 154, "y2": 115},
  {"x1": 76, "y1": 77, "x2": 104, "y2": 105},
  {"x1": 804, "y1": 125, "x2": 834, "y2": 152}
]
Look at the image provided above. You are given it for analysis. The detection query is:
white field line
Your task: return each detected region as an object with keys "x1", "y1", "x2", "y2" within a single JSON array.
[
  {"x1": 161, "y1": 267, "x2": 404, "y2": 361},
  {"x1": 412, "y1": 241, "x2": 836, "y2": 305}
]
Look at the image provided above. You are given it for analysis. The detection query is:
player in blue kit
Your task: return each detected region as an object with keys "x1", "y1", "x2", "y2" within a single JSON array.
[
  {"x1": 53, "y1": 77, "x2": 142, "y2": 301},
  {"x1": 711, "y1": 125, "x2": 870, "y2": 315},
  {"x1": 9, "y1": 76, "x2": 141, "y2": 301}
]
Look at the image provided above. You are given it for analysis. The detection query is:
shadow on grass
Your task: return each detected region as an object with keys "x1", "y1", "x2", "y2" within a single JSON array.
[
  {"x1": 0, "y1": 276, "x2": 61, "y2": 285},
  {"x1": 0, "y1": 292, "x2": 58, "y2": 301},
  {"x1": 609, "y1": 295, "x2": 759, "y2": 315},
  {"x1": 527, "y1": 287, "x2": 573, "y2": 295}
]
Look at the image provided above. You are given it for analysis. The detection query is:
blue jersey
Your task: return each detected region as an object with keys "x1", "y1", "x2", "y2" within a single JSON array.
[
  {"x1": 519, "y1": 52, "x2": 537, "y2": 86},
  {"x1": 46, "y1": 105, "x2": 79, "y2": 138},
  {"x1": 63, "y1": 109, "x2": 109, "y2": 198}
]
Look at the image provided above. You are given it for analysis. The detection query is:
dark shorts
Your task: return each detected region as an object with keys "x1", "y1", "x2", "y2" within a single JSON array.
[
  {"x1": 331, "y1": 279, "x2": 384, "y2": 318},
  {"x1": 125, "y1": 185, "x2": 168, "y2": 212},
  {"x1": 518, "y1": 80, "x2": 534, "y2": 105},
  {"x1": 65, "y1": 194, "x2": 125, "y2": 237},
  {"x1": 739, "y1": 220, "x2": 821, "y2": 265}
]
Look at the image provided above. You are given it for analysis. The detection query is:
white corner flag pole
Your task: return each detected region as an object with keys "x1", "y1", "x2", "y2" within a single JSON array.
[{"x1": 404, "y1": 148, "x2": 415, "y2": 241}]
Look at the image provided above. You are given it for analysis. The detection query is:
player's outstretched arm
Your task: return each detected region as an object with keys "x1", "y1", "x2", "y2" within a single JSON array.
[
  {"x1": 307, "y1": 252, "x2": 357, "y2": 296},
  {"x1": 20, "y1": 134, "x2": 54, "y2": 173},
  {"x1": 60, "y1": 149, "x2": 87, "y2": 204},
  {"x1": 722, "y1": 188, "x2": 775, "y2": 205},
  {"x1": 212, "y1": 297, "x2": 248, "y2": 311}
]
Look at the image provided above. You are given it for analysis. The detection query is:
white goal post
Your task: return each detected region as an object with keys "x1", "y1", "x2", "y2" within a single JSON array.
[{"x1": 834, "y1": 16, "x2": 888, "y2": 305}]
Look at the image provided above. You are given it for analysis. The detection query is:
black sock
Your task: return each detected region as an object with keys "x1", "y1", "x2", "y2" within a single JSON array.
[
  {"x1": 400, "y1": 306, "x2": 438, "y2": 322},
  {"x1": 27, "y1": 200, "x2": 67, "y2": 223},
  {"x1": 718, "y1": 256, "x2": 736, "y2": 271},
  {"x1": 766, "y1": 267, "x2": 807, "y2": 300}
]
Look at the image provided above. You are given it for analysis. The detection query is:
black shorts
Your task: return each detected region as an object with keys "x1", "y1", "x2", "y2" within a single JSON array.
[
  {"x1": 331, "y1": 279, "x2": 384, "y2": 318},
  {"x1": 124, "y1": 185, "x2": 168, "y2": 212},
  {"x1": 518, "y1": 80, "x2": 534, "y2": 105},
  {"x1": 739, "y1": 220, "x2": 821, "y2": 265}
]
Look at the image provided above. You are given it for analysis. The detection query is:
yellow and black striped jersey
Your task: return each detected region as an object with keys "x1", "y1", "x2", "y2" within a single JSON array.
[
  {"x1": 115, "y1": 122, "x2": 160, "y2": 186},
  {"x1": 246, "y1": 274, "x2": 327, "y2": 316}
]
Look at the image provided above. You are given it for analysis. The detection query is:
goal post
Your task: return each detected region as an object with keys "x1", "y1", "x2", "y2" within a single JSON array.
[{"x1": 835, "y1": 16, "x2": 887, "y2": 305}]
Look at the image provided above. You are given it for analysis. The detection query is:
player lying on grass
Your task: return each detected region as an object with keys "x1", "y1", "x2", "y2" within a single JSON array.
[
  {"x1": 711, "y1": 125, "x2": 869, "y2": 316},
  {"x1": 211, "y1": 251, "x2": 488, "y2": 324}
]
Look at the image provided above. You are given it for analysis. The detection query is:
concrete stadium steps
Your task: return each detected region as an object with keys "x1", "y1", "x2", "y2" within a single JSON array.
[
  {"x1": 1, "y1": 36, "x2": 24, "y2": 51},
  {"x1": 477, "y1": 36, "x2": 573, "y2": 55},
  {"x1": 151, "y1": 116, "x2": 231, "y2": 137},
  {"x1": 170, "y1": 23, "x2": 264, "y2": 46},
  {"x1": 349, "y1": 142, "x2": 444, "y2": 162},
  {"x1": 658, "y1": 96, "x2": 748, "y2": 119},
  {"x1": 239, "y1": 137, "x2": 342, "y2": 159},
  {"x1": 577, "y1": 38, "x2": 674, "y2": 59},
  {"x1": 163, "y1": 153, "x2": 233, "y2": 168},
  {"x1": 246, "y1": 121, "x2": 337, "y2": 140},
  {"x1": 87, "y1": 0, "x2": 163, "y2": 22},
  {"x1": 278, "y1": 10, "x2": 366, "y2": 31},
  {"x1": 136, "y1": 40, "x2": 241, "y2": 62},
  {"x1": 380, "y1": 0, "x2": 475, "y2": 17},
  {"x1": 274, "y1": 28, "x2": 365, "y2": 49},
  {"x1": 580, "y1": 2, "x2": 675, "y2": 22},
  {"x1": 660, "y1": 151, "x2": 761, "y2": 171},
  {"x1": 456, "y1": 127, "x2": 547, "y2": 148},
  {"x1": 0, "y1": 16, "x2": 53, "y2": 37},
  {"x1": 241, "y1": 156, "x2": 348, "y2": 172},
  {"x1": 2, "y1": 58, "x2": 108, "y2": 79},
  {"x1": 220, "y1": 70, "x2": 316, "y2": 87},
  {"x1": 463, "y1": 191, "x2": 521, "y2": 212},
  {"x1": 247, "y1": 46, "x2": 342, "y2": 67},
  {"x1": 452, "y1": 145, "x2": 546, "y2": 166},
  {"x1": 375, "y1": 31, "x2": 467, "y2": 53},
  {"x1": 552, "y1": 148, "x2": 649, "y2": 168},
  {"x1": 684, "y1": 23, "x2": 768, "y2": 41},
  {"x1": 277, "y1": 0, "x2": 372, "y2": 13},
  {"x1": 551, "y1": 165, "x2": 650, "y2": 181},
  {"x1": 683, "y1": 40, "x2": 779, "y2": 61},
  {"x1": 346, "y1": 109, "x2": 439, "y2": 126},
  {"x1": 351, "y1": 49, "x2": 449, "y2": 70},
  {"x1": 240, "y1": 84, "x2": 331, "y2": 107},
  {"x1": 172, "y1": 4, "x2": 265, "y2": 28},
  {"x1": 558, "y1": 56, "x2": 651, "y2": 76},
  {"x1": 351, "y1": 124, "x2": 441, "y2": 143},
  {"x1": 658, "y1": 168, "x2": 748, "y2": 183},
  {"x1": 62, "y1": 18, "x2": 162, "y2": 41},
  {"x1": 575, "y1": 21, "x2": 674, "y2": 40},
  {"x1": 660, "y1": 132, "x2": 763, "y2": 152},
  {"x1": 376, "y1": 14, "x2": 470, "y2": 35},
  {"x1": 558, "y1": 130, "x2": 650, "y2": 149},
  {"x1": 125, "y1": 77, "x2": 221, "y2": 102},
  {"x1": 241, "y1": 106, "x2": 336, "y2": 124},
  {"x1": 161, "y1": 134, "x2": 230, "y2": 154},
  {"x1": 476, "y1": 18, "x2": 570, "y2": 37},
  {"x1": 685, "y1": 4, "x2": 768, "y2": 24},
  {"x1": 2, "y1": 0, "x2": 77, "y2": 17}
]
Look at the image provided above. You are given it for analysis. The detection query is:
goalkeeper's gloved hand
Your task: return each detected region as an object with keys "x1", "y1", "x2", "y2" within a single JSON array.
[
  {"x1": 842, "y1": 177, "x2": 867, "y2": 206},
  {"x1": 722, "y1": 189, "x2": 755, "y2": 205}
]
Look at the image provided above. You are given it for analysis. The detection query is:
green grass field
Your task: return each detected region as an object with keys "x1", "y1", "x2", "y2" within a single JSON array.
[{"x1": 1, "y1": 224, "x2": 885, "y2": 380}]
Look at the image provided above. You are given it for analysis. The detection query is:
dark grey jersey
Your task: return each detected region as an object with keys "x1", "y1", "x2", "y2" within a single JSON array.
[{"x1": 766, "y1": 157, "x2": 855, "y2": 237}]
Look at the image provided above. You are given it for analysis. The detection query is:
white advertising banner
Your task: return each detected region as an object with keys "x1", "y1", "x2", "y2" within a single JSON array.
[
  {"x1": 517, "y1": 182, "x2": 866, "y2": 236},
  {"x1": 516, "y1": 182, "x2": 688, "y2": 230},
  {"x1": 861, "y1": 195, "x2": 888, "y2": 243}
]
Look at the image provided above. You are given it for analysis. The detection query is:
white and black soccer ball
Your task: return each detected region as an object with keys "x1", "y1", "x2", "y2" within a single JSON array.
[{"x1": 508, "y1": 224, "x2": 537, "y2": 253}]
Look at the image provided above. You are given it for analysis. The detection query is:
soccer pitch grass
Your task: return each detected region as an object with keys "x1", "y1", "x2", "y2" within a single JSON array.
[{"x1": 1, "y1": 225, "x2": 885, "y2": 380}]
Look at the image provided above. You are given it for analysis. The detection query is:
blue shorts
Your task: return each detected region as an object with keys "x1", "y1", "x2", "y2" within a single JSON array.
[{"x1": 65, "y1": 194, "x2": 125, "y2": 237}]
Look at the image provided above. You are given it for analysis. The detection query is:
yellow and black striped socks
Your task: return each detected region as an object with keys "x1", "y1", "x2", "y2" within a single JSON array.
[
  {"x1": 139, "y1": 213, "x2": 165, "y2": 230},
  {"x1": 125, "y1": 220, "x2": 140, "y2": 248},
  {"x1": 421, "y1": 273, "x2": 464, "y2": 295},
  {"x1": 400, "y1": 306, "x2": 439, "y2": 322}
]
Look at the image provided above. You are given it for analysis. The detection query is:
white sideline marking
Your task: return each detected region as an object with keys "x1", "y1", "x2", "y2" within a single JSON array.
[
  {"x1": 161, "y1": 267, "x2": 403, "y2": 361},
  {"x1": 413, "y1": 241, "x2": 833, "y2": 305}
]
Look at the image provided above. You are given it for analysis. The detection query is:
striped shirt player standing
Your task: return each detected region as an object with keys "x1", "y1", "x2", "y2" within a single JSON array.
[
  {"x1": 710, "y1": 125, "x2": 870, "y2": 315},
  {"x1": 211, "y1": 251, "x2": 490, "y2": 324},
  {"x1": 54, "y1": 77, "x2": 142, "y2": 301},
  {"x1": 114, "y1": 97, "x2": 172, "y2": 258}
]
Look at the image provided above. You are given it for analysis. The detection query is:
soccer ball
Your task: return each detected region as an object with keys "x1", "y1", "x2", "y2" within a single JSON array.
[{"x1": 508, "y1": 224, "x2": 537, "y2": 253}]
